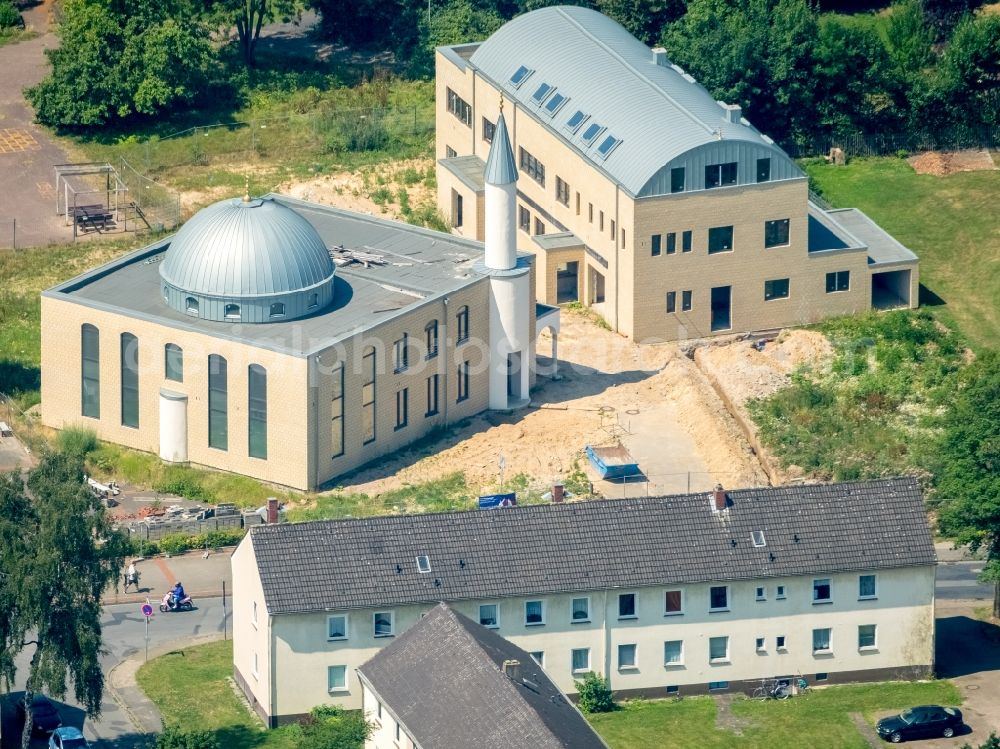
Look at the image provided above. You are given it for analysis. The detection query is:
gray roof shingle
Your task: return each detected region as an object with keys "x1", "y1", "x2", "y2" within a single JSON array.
[
  {"x1": 251, "y1": 477, "x2": 933, "y2": 615},
  {"x1": 357, "y1": 603, "x2": 608, "y2": 749}
]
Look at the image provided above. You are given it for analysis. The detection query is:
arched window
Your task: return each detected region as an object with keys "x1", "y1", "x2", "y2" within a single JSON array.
[
  {"x1": 269, "y1": 302, "x2": 285, "y2": 318},
  {"x1": 164, "y1": 343, "x2": 183, "y2": 382},
  {"x1": 456, "y1": 305, "x2": 469, "y2": 343},
  {"x1": 248, "y1": 364, "x2": 267, "y2": 459},
  {"x1": 361, "y1": 347, "x2": 376, "y2": 445},
  {"x1": 425, "y1": 320, "x2": 439, "y2": 358},
  {"x1": 120, "y1": 333, "x2": 139, "y2": 428},
  {"x1": 81, "y1": 324, "x2": 100, "y2": 418},
  {"x1": 224, "y1": 303, "x2": 241, "y2": 320},
  {"x1": 185, "y1": 297, "x2": 199, "y2": 315},
  {"x1": 308, "y1": 293, "x2": 319, "y2": 309},
  {"x1": 208, "y1": 354, "x2": 228, "y2": 450}
]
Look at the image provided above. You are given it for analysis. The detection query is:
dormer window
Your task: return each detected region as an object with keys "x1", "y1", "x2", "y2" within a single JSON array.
[{"x1": 224, "y1": 303, "x2": 241, "y2": 320}]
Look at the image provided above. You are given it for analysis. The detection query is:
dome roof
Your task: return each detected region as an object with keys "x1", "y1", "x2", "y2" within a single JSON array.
[{"x1": 161, "y1": 196, "x2": 334, "y2": 298}]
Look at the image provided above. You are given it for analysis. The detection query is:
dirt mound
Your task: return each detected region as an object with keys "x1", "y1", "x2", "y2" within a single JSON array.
[{"x1": 908, "y1": 149, "x2": 998, "y2": 177}]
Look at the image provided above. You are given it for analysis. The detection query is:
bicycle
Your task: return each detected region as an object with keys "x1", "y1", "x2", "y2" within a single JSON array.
[{"x1": 751, "y1": 678, "x2": 792, "y2": 700}]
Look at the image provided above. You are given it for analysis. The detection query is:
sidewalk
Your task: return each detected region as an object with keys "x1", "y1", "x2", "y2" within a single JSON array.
[
  {"x1": 104, "y1": 548, "x2": 235, "y2": 606},
  {"x1": 936, "y1": 541, "x2": 981, "y2": 563}
]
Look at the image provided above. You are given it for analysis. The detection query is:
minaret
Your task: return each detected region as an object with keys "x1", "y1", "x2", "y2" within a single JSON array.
[{"x1": 483, "y1": 100, "x2": 531, "y2": 410}]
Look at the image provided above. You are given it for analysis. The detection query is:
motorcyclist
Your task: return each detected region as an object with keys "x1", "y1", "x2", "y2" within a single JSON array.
[{"x1": 171, "y1": 581, "x2": 186, "y2": 609}]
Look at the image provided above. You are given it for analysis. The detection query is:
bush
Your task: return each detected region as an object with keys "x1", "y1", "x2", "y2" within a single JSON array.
[
  {"x1": 153, "y1": 466, "x2": 213, "y2": 501},
  {"x1": 575, "y1": 672, "x2": 617, "y2": 713},
  {"x1": 57, "y1": 427, "x2": 99, "y2": 458},
  {"x1": 149, "y1": 726, "x2": 220, "y2": 749},
  {"x1": 0, "y1": 0, "x2": 21, "y2": 28},
  {"x1": 298, "y1": 705, "x2": 370, "y2": 749}
]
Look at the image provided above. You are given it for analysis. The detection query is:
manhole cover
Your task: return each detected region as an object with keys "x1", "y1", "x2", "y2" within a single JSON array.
[{"x1": 965, "y1": 684, "x2": 980, "y2": 690}]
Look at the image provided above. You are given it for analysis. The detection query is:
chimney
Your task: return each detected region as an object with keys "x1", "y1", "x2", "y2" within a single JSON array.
[
  {"x1": 723, "y1": 103, "x2": 742, "y2": 124},
  {"x1": 266, "y1": 497, "x2": 279, "y2": 524},
  {"x1": 712, "y1": 484, "x2": 728, "y2": 512},
  {"x1": 502, "y1": 659, "x2": 522, "y2": 682},
  {"x1": 651, "y1": 47, "x2": 668, "y2": 66},
  {"x1": 552, "y1": 483, "x2": 565, "y2": 504}
]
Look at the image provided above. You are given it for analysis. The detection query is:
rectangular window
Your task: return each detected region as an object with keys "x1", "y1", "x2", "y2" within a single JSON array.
[
  {"x1": 621, "y1": 227, "x2": 626, "y2": 248},
  {"x1": 664, "y1": 640, "x2": 683, "y2": 665},
  {"x1": 812, "y1": 627, "x2": 832, "y2": 653},
  {"x1": 682, "y1": 230, "x2": 692, "y2": 252},
  {"x1": 709, "y1": 681, "x2": 729, "y2": 690},
  {"x1": 709, "y1": 636, "x2": 729, "y2": 662},
  {"x1": 446, "y1": 88, "x2": 471, "y2": 126},
  {"x1": 764, "y1": 278, "x2": 790, "y2": 300},
  {"x1": 776, "y1": 635, "x2": 786, "y2": 649},
  {"x1": 373, "y1": 611, "x2": 394, "y2": 637},
  {"x1": 331, "y1": 362, "x2": 344, "y2": 458},
  {"x1": 816, "y1": 672, "x2": 828, "y2": 682},
  {"x1": 826, "y1": 270, "x2": 850, "y2": 293},
  {"x1": 666, "y1": 291, "x2": 676, "y2": 314},
  {"x1": 757, "y1": 157, "x2": 771, "y2": 183},
  {"x1": 525, "y1": 600, "x2": 544, "y2": 625},
  {"x1": 666, "y1": 232, "x2": 677, "y2": 254},
  {"x1": 425, "y1": 374, "x2": 439, "y2": 417},
  {"x1": 618, "y1": 593, "x2": 636, "y2": 619},
  {"x1": 556, "y1": 176, "x2": 570, "y2": 206},
  {"x1": 709, "y1": 586, "x2": 728, "y2": 611},
  {"x1": 479, "y1": 604, "x2": 498, "y2": 628},
  {"x1": 327, "y1": 615, "x2": 347, "y2": 640},
  {"x1": 776, "y1": 585, "x2": 786, "y2": 599},
  {"x1": 755, "y1": 586, "x2": 766, "y2": 601},
  {"x1": 534, "y1": 217, "x2": 546, "y2": 236},
  {"x1": 706, "y1": 161, "x2": 738, "y2": 189},
  {"x1": 571, "y1": 597, "x2": 590, "y2": 622},
  {"x1": 575, "y1": 192, "x2": 581, "y2": 215},
  {"x1": 164, "y1": 343, "x2": 183, "y2": 382},
  {"x1": 708, "y1": 225, "x2": 734, "y2": 254},
  {"x1": 361, "y1": 348, "x2": 376, "y2": 445},
  {"x1": 571, "y1": 647, "x2": 590, "y2": 673},
  {"x1": 327, "y1": 665, "x2": 347, "y2": 692},
  {"x1": 588, "y1": 203, "x2": 593, "y2": 223},
  {"x1": 599, "y1": 211, "x2": 604, "y2": 231},
  {"x1": 208, "y1": 354, "x2": 228, "y2": 450},
  {"x1": 518, "y1": 205, "x2": 530, "y2": 232},
  {"x1": 482, "y1": 117, "x2": 495, "y2": 143},
  {"x1": 610, "y1": 219, "x2": 616, "y2": 241},
  {"x1": 858, "y1": 624, "x2": 877, "y2": 649},
  {"x1": 395, "y1": 388, "x2": 408, "y2": 430},
  {"x1": 813, "y1": 578, "x2": 832, "y2": 603},
  {"x1": 765, "y1": 218, "x2": 790, "y2": 248},
  {"x1": 425, "y1": 321, "x2": 439, "y2": 359},
  {"x1": 682, "y1": 290, "x2": 692, "y2": 311},
  {"x1": 618, "y1": 644, "x2": 637, "y2": 669},
  {"x1": 457, "y1": 360, "x2": 470, "y2": 402},
  {"x1": 120, "y1": 333, "x2": 139, "y2": 429},
  {"x1": 665, "y1": 590, "x2": 683, "y2": 615},
  {"x1": 756, "y1": 637, "x2": 766, "y2": 651},
  {"x1": 393, "y1": 334, "x2": 409, "y2": 372},
  {"x1": 252, "y1": 651, "x2": 258, "y2": 678},
  {"x1": 530, "y1": 651, "x2": 544, "y2": 666},
  {"x1": 651, "y1": 234, "x2": 661, "y2": 256},
  {"x1": 859, "y1": 574, "x2": 877, "y2": 599},
  {"x1": 248, "y1": 364, "x2": 267, "y2": 459},
  {"x1": 445, "y1": 145, "x2": 457, "y2": 158},
  {"x1": 252, "y1": 600, "x2": 258, "y2": 626},
  {"x1": 452, "y1": 190, "x2": 463, "y2": 228},
  {"x1": 519, "y1": 147, "x2": 545, "y2": 186},
  {"x1": 670, "y1": 167, "x2": 685, "y2": 193},
  {"x1": 456, "y1": 306, "x2": 469, "y2": 344}
]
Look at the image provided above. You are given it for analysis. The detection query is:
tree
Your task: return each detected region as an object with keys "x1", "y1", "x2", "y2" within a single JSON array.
[
  {"x1": 594, "y1": 0, "x2": 685, "y2": 45},
  {"x1": 884, "y1": 0, "x2": 935, "y2": 75},
  {"x1": 0, "y1": 452, "x2": 128, "y2": 748},
  {"x1": 933, "y1": 13, "x2": 1000, "y2": 128},
  {"x1": 309, "y1": 0, "x2": 420, "y2": 52},
  {"x1": 25, "y1": 0, "x2": 211, "y2": 128},
  {"x1": 207, "y1": 0, "x2": 302, "y2": 68},
  {"x1": 574, "y1": 672, "x2": 617, "y2": 713},
  {"x1": 937, "y1": 352, "x2": 1000, "y2": 618}
]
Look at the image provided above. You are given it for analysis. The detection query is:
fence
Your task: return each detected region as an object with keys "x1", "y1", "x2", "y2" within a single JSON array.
[
  {"x1": 118, "y1": 156, "x2": 182, "y2": 231},
  {"x1": 123, "y1": 510, "x2": 260, "y2": 542}
]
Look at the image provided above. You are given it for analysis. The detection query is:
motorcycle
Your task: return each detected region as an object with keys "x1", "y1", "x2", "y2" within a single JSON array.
[{"x1": 159, "y1": 591, "x2": 194, "y2": 612}]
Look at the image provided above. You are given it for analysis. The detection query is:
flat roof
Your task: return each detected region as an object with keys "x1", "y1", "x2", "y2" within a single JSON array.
[
  {"x1": 531, "y1": 231, "x2": 584, "y2": 251},
  {"x1": 439, "y1": 155, "x2": 486, "y2": 193},
  {"x1": 829, "y1": 208, "x2": 920, "y2": 267},
  {"x1": 45, "y1": 195, "x2": 489, "y2": 357},
  {"x1": 807, "y1": 203, "x2": 864, "y2": 254}
]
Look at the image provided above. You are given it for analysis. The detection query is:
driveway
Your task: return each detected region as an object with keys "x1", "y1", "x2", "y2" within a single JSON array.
[{"x1": 0, "y1": 0, "x2": 74, "y2": 249}]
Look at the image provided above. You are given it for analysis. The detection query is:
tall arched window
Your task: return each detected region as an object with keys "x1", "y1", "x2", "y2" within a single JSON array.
[
  {"x1": 361, "y1": 347, "x2": 376, "y2": 445},
  {"x1": 81, "y1": 324, "x2": 100, "y2": 418},
  {"x1": 425, "y1": 320, "x2": 439, "y2": 358},
  {"x1": 208, "y1": 354, "x2": 228, "y2": 450},
  {"x1": 120, "y1": 333, "x2": 140, "y2": 428},
  {"x1": 248, "y1": 364, "x2": 267, "y2": 459},
  {"x1": 456, "y1": 305, "x2": 469, "y2": 343},
  {"x1": 164, "y1": 343, "x2": 183, "y2": 382}
]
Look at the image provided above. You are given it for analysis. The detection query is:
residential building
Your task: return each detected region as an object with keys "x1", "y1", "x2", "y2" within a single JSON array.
[
  {"x1": 435, "y1": 6, "x2": 919, "y2": 342},
  {"x1": 39, "y1": 120, "x2": 558, "y2": 490},
  {"x1": 231, "y1": 477, "x2": 935, "y2": 724},
  {"x1": 357, "y1": 602, "x2": 608, "y2": 749}
]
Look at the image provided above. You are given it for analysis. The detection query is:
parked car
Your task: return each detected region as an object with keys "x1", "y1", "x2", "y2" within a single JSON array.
[
  {"x1": 49, "y1": 726, "x2": 90, "y2": 749},
  {"x1": 876, "y1": 705, "x2": 963, "y2": 743},
  {"x1": 15, "y1": 694, "x2": 62, "y2": 735}
]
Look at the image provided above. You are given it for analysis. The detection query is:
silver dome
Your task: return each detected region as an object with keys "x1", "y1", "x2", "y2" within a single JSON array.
[{"x1": 159, "y1": 196, "x2": 336, "y2": 323}]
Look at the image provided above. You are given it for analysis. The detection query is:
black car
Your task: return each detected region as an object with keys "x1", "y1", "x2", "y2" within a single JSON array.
[
  {"x1": 876, "y1": 705, "x2": 963, "y2": 743},
  {"x1": 15, "y1": 694, "x2": 63, "y2": 735}
]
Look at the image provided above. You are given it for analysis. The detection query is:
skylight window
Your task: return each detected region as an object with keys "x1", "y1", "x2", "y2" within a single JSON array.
[
  {"x1": 531, "y1": 83, "x2": 553, "y2": 105},
  {"x1": 544, "y1": 92, "x2": 567, "y2": 117},
  {"x1": 510, "y1": 65, "x2": 533, "y2": 88},
  {"x1": 565, "y1": 110, "x2": 588, "y2": 133},
  {"x1": 581, "y1": 122, "x2": 604, "y2": 145},
  {"x1": 751, "y1": 531, "x2": 766, "y2": 548},
  {"x1": 416, "y1": 555, "x2": 431, "y2": 573},
  {"x1": 596, "y1": 134, "x2": 621, "y2": 158}
]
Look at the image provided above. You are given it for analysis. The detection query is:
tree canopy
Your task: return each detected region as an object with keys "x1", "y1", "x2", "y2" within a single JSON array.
[{"x1": 0, "y1": 452, "x2": 128, "y2": 748}]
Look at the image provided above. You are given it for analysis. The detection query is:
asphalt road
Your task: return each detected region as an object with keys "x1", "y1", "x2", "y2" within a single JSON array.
[{"x1": 936, "y1": 561, "x2": 994, "y2": 601}]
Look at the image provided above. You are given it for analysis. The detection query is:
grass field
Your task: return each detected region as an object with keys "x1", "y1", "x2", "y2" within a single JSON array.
[
  {"x1": 805, "y1": 155, "x2": 1000, "y2": 351},
  {"x1": 590, "y1": 681, "x2": 962, "y2": 749}
]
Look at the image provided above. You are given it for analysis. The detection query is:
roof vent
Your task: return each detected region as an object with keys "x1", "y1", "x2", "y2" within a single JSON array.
[
  {"x1": 502, "y1": 659, "x2": 522, "y2": 681},
  {"x1": 711, "y1": 484, "x2": 729, "y2": 513},
  {"x1": 416, "y1": 555, "x2": 431, "y2": 573},
  {"x1": 652, "y1": 47, "x2": 668, "y2": 66},
  {"x1": 722, "y1": 103, "x2": 742, "y2": 123}
]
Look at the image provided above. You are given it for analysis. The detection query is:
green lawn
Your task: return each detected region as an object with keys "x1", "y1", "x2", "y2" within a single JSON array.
[
  {"x1": 589, "y1": 681, "x2": 962, "y2": 749},
  {"x1": 805, "y1": 156, "x2": 1000, "y2": 351}
]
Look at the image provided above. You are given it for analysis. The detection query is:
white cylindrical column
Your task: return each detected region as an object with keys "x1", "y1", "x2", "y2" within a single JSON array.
[
  {"x1": 489, "y1": 272, "x2": 531, "y2": 409},
  {"x1": 484, "y1": 181, "x2": 517, "y2": 271},
  {"x1": 159, "y1": 389, "x2": 188, "y2": 463}
]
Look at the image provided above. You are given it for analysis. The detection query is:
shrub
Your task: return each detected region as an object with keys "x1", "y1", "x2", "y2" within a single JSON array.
[
  {"x1": 575, "y1": 672, "x2": 617, "y2": 713},
  {"x1": 153, "y1": 466, "x2": 212, "y2": 501},
  {"x1": 0, "y1": 0, "x2": 21, "y2": 28},
  {"x1": 149, "y1": 726, "x2": 220, "y2": 749},
  {"x1": 157, "y1": 533, "x2": 194, "y2": 556},
  {"x1": 57, "y1": 427, "x2": 99, "y2": 458}
]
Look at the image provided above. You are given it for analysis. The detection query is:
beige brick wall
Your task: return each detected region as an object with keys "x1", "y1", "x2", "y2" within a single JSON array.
[
  {"x1": 435, "y1": 52, "x2": 477, "y2": 160},
  {"x1": 434, "y1": 165, "x2": 484, "y2": 242},
  {"x1": 534, "y1": 246, "x2": 584, "y2": 306},
  {"x1": 41, "y1": 296, "x2": 313, "y2": 489}
]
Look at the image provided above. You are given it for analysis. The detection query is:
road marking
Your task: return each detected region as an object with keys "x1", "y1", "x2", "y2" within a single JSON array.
[{"x1": 0, "y1": 128, "x2": 40, "y2": 154}]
